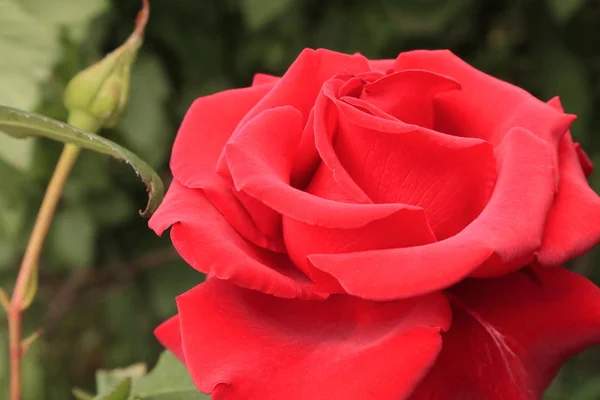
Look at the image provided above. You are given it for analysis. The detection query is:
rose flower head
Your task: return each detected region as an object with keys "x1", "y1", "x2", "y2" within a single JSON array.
[{"x1": 150, "y1": 49, "x2": 600, "y2": 400}]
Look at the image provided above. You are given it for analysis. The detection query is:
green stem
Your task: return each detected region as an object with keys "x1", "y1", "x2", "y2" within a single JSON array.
[{"x1": 8, "y1": 113, "x2": 100, "y2": 400}]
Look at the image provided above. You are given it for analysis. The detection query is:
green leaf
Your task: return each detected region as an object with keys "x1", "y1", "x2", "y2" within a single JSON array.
[
  {"x1": 0, "y1": 0, "x2": 108, "y2": 171},
  {"x1": 0, "y1": 0, "x2": 54, "y2": 171},
  {"x1": 0, "y1": 106, "x2": 164, "y2": 217},
  {"x1": 131, "y1": 351, "x2": 209, "y2": 399},
  {"x1": 0, "y1": 0, "x2": 59, "y2": 111},
  {"x1": 94, "y1": 378, "x2": 132, "y2": 400},
  {"x1": 73, "y1": 388, "x2": 95, "y2": 400},
  {"x1": 0, "y1": 0, "x2": 108, "y2": 111},
  {"x1": 85, "y1": 352, "x2": 208, "y2": 399},
  {"x1": 241, "y1": 0, "x2": 296, "y2": 30},
  {"x1": 96, "y1": 364, "x2": 147, "y2": 395}
]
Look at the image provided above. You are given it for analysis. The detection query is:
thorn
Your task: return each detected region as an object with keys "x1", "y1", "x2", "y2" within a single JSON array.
[
  {"x1": 72, "y1": 388, "x2": 94, "y2": 400},
  {"x1": 0, "y1": 288, "x2": 10, "y2": 314},
  {"x1": 21, "y1": 330, "x2": 43, "y2": 354}
]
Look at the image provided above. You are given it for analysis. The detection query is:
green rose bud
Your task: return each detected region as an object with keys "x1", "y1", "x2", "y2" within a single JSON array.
[{"x1": 64, "y1": 0, "x2": 149, "y2": 132}]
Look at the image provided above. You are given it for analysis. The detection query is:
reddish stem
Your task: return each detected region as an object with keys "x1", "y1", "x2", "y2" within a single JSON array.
[
  {"x1": 8, "y1": 306, "x2": 22, "y2": 400},
  {"x1": 8, "y1": 144, "x2": 81, "y2": 400}
]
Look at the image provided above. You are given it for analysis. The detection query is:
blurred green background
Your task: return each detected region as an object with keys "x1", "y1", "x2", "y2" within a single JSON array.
[{"x1": 0, "y1": 0, "x2": 599, "y2": 398}]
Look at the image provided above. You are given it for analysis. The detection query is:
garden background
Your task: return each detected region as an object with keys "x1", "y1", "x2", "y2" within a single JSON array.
[{"x1": 0, "y1": 0, "x2": 599, "y2": 398}]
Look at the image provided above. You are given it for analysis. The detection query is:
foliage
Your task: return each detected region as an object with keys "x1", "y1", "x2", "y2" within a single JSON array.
[
  {"x1": 0, "y1": 0, "x2": 599, "y2": 398},
  {"x1": 72, "y1": 351, "x2": 209, "y2": 399},
  {"x1": 0, "y1": 106, "x2": 164, "y2": 217}
]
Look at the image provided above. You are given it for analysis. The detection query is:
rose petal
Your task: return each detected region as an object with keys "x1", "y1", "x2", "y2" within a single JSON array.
[
  {"x1": 470, "y1": 127, "x2": 557, "y2": 277},
  {"x1": 574, "y1": 142, "x2": 594, "y2": 177},
  {"x1": 154, "y1": 315, "x2": 185, "y2": 363},
  {"x1": 203, "y1": 179, "x2": 285, "y2": 252},
  {"x1": 283, "y1": 161, "x2": 437, "y2": 293},
  {"x1": 312, "y1": 73, "x2": 467, "y2": 217},
  {"x1": 149, "y1": 179, "x2": 325, "y2": 300},
  {"x1": 169, "y1": 83, "x2": 283, "y2": 251},
  {"x1": 291, "y1": 71, "x2": 383, "y2": 190},
  {"x1": 328, "y1": 94, "x2": 497, "y2": 240},
  {"x1": 360, "y1": 69, "x2": 461, "y2": 128},
  {"x1": 410, "y1": 266, "x2": 600, "y2": 399},
  {"x1": 216, "y1": 49, "x2": 371, "y2": 233},
  {"x1": 309, "y1": 244, "x2": 492, "y2": 302},
  {"x1": 368, "y1": 59, "x2": 395, "y2": 72},
  {"x1": 225, "y1": 106, "x2": 418, "y2": 229},
  {"x1": 241, "y1": 48, "x2": 369, "y2": 125},
  {"x1": 338, "y1": 73, "x2": 383, "y2": 97},
  {"x1": 283, "y1": 204, "x2": 436, "y2": 293},
  {"x1": 341, "y1": 96, "x2": 401, "y2": 120},
  {"x1": 252, "y1": 73, "x2": 280, "y2": 86},
  {"x1": 309, "y1": 127, "x2": 556, "y2": 300},
  {"x1": 537, "y1": 97, "x2": 600, "y2": 266},
  {"x1": 176, "y1": 279, "x2": 451, "y2": 400},
  {"x1": 313, "y1": 80, "x2": 374, "y2": 204},
  {"x1": 217, "y1": 48, "x2": 370, "y2": 175},
  {"x1": 172, "y1": 84, "x2": 273, "y2": 189},
  {"x1": 289, "y1": 108, "x2": 321, "y2": 188},
  {"x1": 394, "y1": 50, "x2": 576, "y2": 148},
  {"x1": 221, "y1": 106, "x2": 304, "y2": 239}
]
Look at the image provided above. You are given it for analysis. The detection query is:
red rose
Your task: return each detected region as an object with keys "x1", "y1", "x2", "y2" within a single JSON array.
[{"x1": 151, "y1": 49, "x2": 600, "y2": 399}]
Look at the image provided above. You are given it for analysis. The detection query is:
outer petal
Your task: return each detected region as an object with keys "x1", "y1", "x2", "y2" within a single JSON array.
[
  {"x1": 309, "y1": 127, "x2": 556, "y2": 300},
  {"x1": 538, "y1": 97, "x2": 600, "y2": 266},
  {"x1": 239, "y1": 48, "x2": 369, "y2": 125},
  {"x1": 170, "y1": 83, "x2": 283, "y2": 251},
  {"x1": 368, "y1": 58, "x2": 395, "y2": 72},
  {"x1": 217, "y1": 48, "x2": 370, "y2": 175},
  {"x1": 252, "y1": 73, "x2": 279, "y2": 86},
  {"x1": 154, "y1": 315, "x2": 185, "y2": 364},
  {"x1": 574, "y1": 142, "x2": 594, "y2": 177},
  {"x1": 283, "y1": 205, "x2": 435, "y2": 293},
  {"x1": 410, "y1": 266, "x2": 600, "y2": 400},
  {"x1": 172, "y1": 86, "x2": 274, "y2": 185},
  {"x1": 149, "y1": 179, "x2": 325, "y2": 300},
  {"x1": 394, "y1": 50, "x2": 575, "y2": 148},
  {"x1": 176, "y1": 279, "x2": 451, "y2": 400}
]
